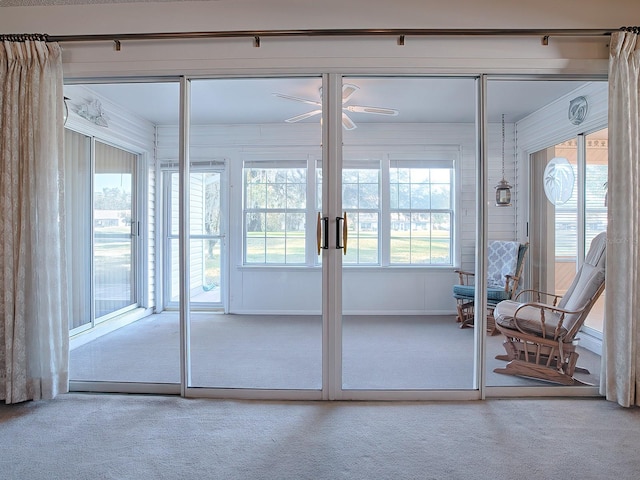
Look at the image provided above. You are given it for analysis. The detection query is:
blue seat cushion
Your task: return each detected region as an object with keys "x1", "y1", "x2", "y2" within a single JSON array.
[{"x1": 452, "y1": 284, "x2": 511, "y2": 303}]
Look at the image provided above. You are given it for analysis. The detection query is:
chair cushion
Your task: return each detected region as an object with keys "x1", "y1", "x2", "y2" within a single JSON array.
[
  {"x1": 487, "y1": 241, "x2": 520, "y2": 288},
  {"x1": 584, "y1": 232, "x2": 607, "y2": 269},
  {"x1": 453, "y1": 284, "x2": 512, "y2": 303},
  {"x1": 557, "y1": 263, "x2": 605, "y2": 331},
  {"x1": 494, "y1": 300, "x2": 565, "y2": 338},
  {"x1": 558, "y1": 233, "x2": 607, "y2": 308}
]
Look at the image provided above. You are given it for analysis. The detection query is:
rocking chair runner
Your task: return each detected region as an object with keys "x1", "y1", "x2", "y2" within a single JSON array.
[
  {"x1": 493, "y1": 231, "x2": 606, "y2": 385},
  {"x1": 452, "y1": 241, "x2": 529, "y2": 334}
]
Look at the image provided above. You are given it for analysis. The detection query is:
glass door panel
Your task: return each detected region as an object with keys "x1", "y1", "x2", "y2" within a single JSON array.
[
  {"x1": 186, "y1": 77, "x2": 323, "y2": 391},
  {"x1": 65, "y1": 129, "x2": 92, "y2": 332},
  {"x1": 553, "y1": 139, "x2": 579, "y2": 296},
  {"x1": 93, "y1": 140, "x2": 136, "y2": 319},
  {"x1": 68, "y1": 80, "x2": 181, "y2": 388},
  {"x1": 340, "y1": 77, "x2": 476, "y2": 391},
  {"x1": 583, "y1": 128, "x2": 608, "y2": 333},
  {"x1": 486, "y1": 79, "x2": 608, "y2": 390}
]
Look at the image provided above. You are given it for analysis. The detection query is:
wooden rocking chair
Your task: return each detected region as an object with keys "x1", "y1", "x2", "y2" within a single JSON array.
[{"x1": 493, "y1": 232, "x2": 606, "y2": 385}]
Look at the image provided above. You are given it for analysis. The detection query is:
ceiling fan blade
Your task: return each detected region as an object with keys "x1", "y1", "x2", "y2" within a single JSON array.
[
  {"x1": 285, "y1": 110, "x2": 322, "y2": 123},
  {"x1": 342, "y1": 83, "x2": 359, "y2": 103},
  {"x1": 342, "y1": 113, "x2": 357, "y2": 130},
  {"x1": 273, "y1": 93, "x2": 321, "y2": 107},
  {"x1": 345, "y1": 105, "x2": 399, "y2": 116}
]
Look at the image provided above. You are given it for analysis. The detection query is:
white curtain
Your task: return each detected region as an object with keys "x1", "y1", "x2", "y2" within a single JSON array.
[
  {"x1": 601, "y1": 30, "x2": 640, "y2": 407},
  {"x1": 0, "y1": 38, "x2": 69, "y2": 403}
]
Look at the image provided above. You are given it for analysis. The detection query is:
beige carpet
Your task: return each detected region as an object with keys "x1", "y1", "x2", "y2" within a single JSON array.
[{"x1": 1, "y1": 394, "x2": 639, "y2": 479}]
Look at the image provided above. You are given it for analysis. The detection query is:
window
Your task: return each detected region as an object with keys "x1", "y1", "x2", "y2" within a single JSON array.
[
  {"x1": 243, "y1": 155, "x2": 456, "y2": 267},
  {"x1": 343, "y1": 162, "x2": 380, "y2": 265},
  {"x1": 389, "y1": 161, "x2": 453, "y2": 265},
  {"x1": 243, "y1": 162, "x2": 307, "y2": 264}
]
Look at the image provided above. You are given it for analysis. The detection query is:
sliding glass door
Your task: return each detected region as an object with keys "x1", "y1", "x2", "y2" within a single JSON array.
[
  {"x1": 65, "y1": 134, "x2": 141, "y2": 330},
  {"x1": 93, "y1": 141, "x2": 138, "y2": 319},
  {"x1": 65, "y1": 129, "x2": 92, "y2": 331},
  {"x1": 583, "y1": 128, "x2": 608, "y2": 336},
  {"x1": 484, "y1": 79, "x2": 608, "y2": 390},
  {"x1": 67, "y1": 80, "x2": 180, "y2": 388},
  {"x1": 185, "y1": 78, "x2": 323, "y2": 393},
  {"x1": 66, "y1": 75, "x2": 608, "y2": 399},
  {"x1": 339, "y1": 76, "x2": 477, "y2": 392}
]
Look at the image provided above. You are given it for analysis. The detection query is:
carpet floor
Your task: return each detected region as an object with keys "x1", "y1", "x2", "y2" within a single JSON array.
[
  {"x1": 70, "y1": 313, "x2": 601, "y2": 390},
  {"x1": 1, "y1": 393, "x2": 638, "y2": 480}
]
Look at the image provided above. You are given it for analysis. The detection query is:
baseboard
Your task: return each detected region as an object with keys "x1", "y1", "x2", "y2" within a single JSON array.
[
  {"x1": 70, "y1": 307, "x2": 154, "y2": 350},
  {"x1": 577, "y1": 329, "x2": 602, "y2": 356},
  {"x1": 227, "y1": 310, "x2": 457, "y2": 316}
]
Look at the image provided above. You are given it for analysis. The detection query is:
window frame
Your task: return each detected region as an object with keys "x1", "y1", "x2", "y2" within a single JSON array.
[
  {"x1": 387, "y1": 156, "x2": 455, "y2": 266},
  {"x1": 341, "y1": 157, "x2": 383, "y2": 265},
  {"x1": 242, "y1": 156, "x2": 311, "y2": 266},
  {"x1": 241, "y1": 149, "x2": 459, "y2": 268}
]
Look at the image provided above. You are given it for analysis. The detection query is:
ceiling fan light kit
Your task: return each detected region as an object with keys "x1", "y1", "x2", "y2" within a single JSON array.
[{"x1": 273, "y1": 83, "x2": 399, "y2": 130}]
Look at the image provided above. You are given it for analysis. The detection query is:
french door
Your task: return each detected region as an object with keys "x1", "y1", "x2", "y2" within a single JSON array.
[{"x1": 179, "y1": 75, "x2": 480, "y2": 400}]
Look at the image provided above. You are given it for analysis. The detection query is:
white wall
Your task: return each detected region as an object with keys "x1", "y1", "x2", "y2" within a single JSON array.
[
  {"x1": 2, "y1": 0, "x2": 631, "y2": 78},
  {"x1": 2, "y1": 0, "x2": 637, "y2": 32}
]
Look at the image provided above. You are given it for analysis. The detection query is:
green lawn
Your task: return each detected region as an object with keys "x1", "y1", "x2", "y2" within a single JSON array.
[{"x1": 245, "y1": 230, "x2": 451, "y2": 264}]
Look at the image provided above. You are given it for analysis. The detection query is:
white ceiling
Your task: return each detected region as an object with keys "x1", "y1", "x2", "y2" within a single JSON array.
[{"x1": 67, "y1": 77, "x2": 598, "y2": 127}]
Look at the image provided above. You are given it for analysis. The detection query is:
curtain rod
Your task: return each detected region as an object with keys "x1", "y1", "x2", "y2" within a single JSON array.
[{"x1": 45, "y1": 28, "x2": 619, "y2": 47}]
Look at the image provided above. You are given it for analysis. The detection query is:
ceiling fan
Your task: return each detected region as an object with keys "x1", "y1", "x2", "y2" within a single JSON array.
[{"x1": 273, "y1": 83, "x2": 399, "y2": 130}]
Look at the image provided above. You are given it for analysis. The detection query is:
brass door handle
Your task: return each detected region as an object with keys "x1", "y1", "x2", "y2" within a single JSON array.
[
  {"x1": 343, "y1": 211, "x2": 348, "y2": 255},
  {"x1": 317, "y1": 213, "x2": 329, "y2": 255},
  {"x1": 317, "y1": 212, "x2": 321, "y2": 255},
  {"x1": 336, "y1": 212, "x2": 347, "y2": 255}
]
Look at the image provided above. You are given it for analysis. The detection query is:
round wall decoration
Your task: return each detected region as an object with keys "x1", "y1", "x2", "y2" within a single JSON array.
[
  {"x1": 543, "y1": 157, "x2": 575, "y2": 206},
  {"x1": 568, "y1": 96, "x2": 588, "y2": 125}
]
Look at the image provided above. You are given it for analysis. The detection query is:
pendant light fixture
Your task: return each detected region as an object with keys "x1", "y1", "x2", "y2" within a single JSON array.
[{"x1": 495, "y1": 114, "x2": 512, "y2": 207}]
